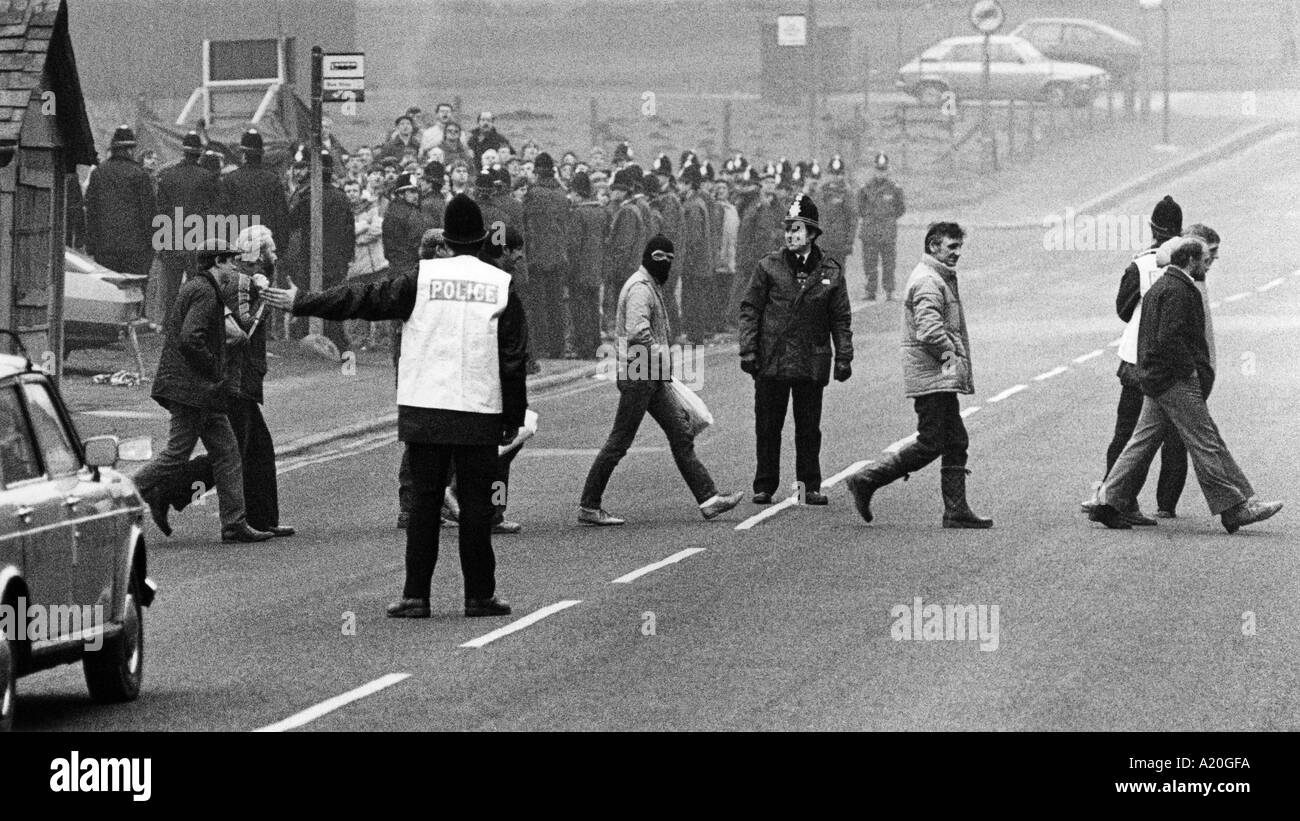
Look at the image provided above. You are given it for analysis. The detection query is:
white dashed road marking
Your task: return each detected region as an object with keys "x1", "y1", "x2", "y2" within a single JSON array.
[
  {"x1": 987, "y1": 384, "x2": 1028, "y2": 403},
  {"x1": 1074, "y1": 349, "x2": 1105, "y2": 363},
  {"x1": 735, "y1": 459, "x2": 870, "y2": 531},
  {"x1": 883, "y1": 433, "x2": 918, "y2": 453},
  {"x1": 612, "y1": 548, "x2": 706, "y2": 584},
  {"x1": 1032, "y1": 366, "x2": 1068, "y2": 381},
  {"x1": 1257, "y1": 278, "x2": 1284, "y2": 292},
  {"x1": 1224, "y1": 292, "x2": 1251, "y2": 302},
  {"x1": 960, "y1": 406, "x2": 982, "y2": 418},
  {"x1": 460, "y1": 600, "x2": 583, "y2": 649},
  {"x1": 255, "y1": 673, "x2": 411, "y2": 732}
]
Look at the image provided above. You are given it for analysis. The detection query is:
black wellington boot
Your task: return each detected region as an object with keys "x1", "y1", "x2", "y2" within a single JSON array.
[
  {"x1": 845, "y1": 452, "x2": 910, "y2": 523},
  {"x1": 941, "y1": 466, "x2": 993, "y2": 529}
]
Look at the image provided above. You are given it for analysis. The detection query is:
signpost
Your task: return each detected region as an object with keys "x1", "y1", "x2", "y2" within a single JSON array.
[
  {"x1": 969, "y1": 0, "x2": 1004, "y2": 170},
  {"x1": 323, "y1": 52, "x2": 365, "y2": 102}
]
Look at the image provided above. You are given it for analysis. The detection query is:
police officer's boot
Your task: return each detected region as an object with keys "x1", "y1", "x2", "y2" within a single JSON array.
[
  {"x1": 845, "y1": 452, "x2": 910, "y2": 523},
  {"x1": 940, "y1": 467, "x2": 993, "y2": 529}
]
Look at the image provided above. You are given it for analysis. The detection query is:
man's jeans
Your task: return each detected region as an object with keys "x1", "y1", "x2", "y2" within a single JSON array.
[
  {"x1": 894, "y1": 391, "x2": 969, "y2": 473},
  {"x1": 1102, "y1": 376, "x2": 1253, "y2": 516},
  {"x1": 581, "y1": 379, "x2": 717, "y2": 509},
  {"x1": 1105, "y1": 381, "x2": 1188, "y2": 513},
  {"x1": 133, "y1": 404, "x2": 247, "y2": 529}
]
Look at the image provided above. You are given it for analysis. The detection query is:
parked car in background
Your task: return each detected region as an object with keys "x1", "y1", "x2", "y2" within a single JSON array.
[
  {"x1": 1010, "y1": 18, "x2": 1142, "y2": 82},
  {"x1": 0, "y1": 338, "x2": 157, "y2": 731},
  {"x1": 63, "y1": 247, "x2": 148, "y2": 355},
  {"x1": 896, "y1": 35, "x2": 1109, "y2": 107}
]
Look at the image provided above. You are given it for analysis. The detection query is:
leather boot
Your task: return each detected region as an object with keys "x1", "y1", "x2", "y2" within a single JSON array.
[
  {"x1": 940, "y1": 467, "x2": 993, "y2": 529},
  {"x1": 844, "y1": 452, "x2": 910, "y2": 523}
]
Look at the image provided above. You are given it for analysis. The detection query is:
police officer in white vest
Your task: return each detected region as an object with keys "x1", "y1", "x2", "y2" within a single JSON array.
[{"x1": 263, "y1": 194, "x2": 528, "y2": 618}]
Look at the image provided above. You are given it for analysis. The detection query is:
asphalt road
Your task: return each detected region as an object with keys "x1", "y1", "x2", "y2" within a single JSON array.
[{"x1": 16, "y1": 131, "x2": 1300, "y2": 731}]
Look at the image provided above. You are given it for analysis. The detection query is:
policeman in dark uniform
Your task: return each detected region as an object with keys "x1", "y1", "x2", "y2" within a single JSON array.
[
  {"x1": 155, "y1": 130, "x2": 222, "y2": 317},
  {"x1": 816, "y1": 155, "x2": 859, "y2": 269},
  {"x1": 84, "y1": 125, "x2": 156, "y2": 279},
  {"x1": 220, "y1": 129, "x2": 291, "y2": 262},
  {"x1": 857, "y1": 152, "x2": 906, "y2": 301},
  {"x1": 739, "y1": 194, "x2": 853, "y2": 506}
]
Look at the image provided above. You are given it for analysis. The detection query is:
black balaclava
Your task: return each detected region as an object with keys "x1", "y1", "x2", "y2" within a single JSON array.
[{"x1": 642, "y1": 234, "x2": 674, "y2": 284}]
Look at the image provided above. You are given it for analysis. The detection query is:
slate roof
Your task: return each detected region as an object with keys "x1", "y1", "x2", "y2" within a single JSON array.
[{"x1": 0, "y1": 0, "x2": 95, "y2": 167}]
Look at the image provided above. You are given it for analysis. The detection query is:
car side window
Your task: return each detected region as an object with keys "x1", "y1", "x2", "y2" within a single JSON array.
[
  {"x1": 992, "y1": 44, "x2": 1023, "y2": 63},
  {"x1": 949, "y1": 44, "x2": 983, "y2": 63},
  {"x1": 1033, "y1": 23, "x2": 1064, "y2": 46},
  {"x1": 0, "y1": 386, "x2": 43, "y2": 485},
  {"x1": 21, "y1": 381, "x2": 81, "y2": 477},
  {"x1": 1065, "y1": 26, "x2": 1098, "y2": 46}
]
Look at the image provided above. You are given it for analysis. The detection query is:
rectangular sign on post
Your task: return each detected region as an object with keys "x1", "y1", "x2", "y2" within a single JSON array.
[
  {"x1": 323, "y1": 52, "x2": 364, "y2": 102},
  {"x1": 777, "y1": 14, "x2": 807, "y2": 46}
]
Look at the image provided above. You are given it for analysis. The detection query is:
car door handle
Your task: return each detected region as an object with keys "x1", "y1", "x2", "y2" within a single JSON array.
[
  {"x1": 14, "y1": 506, "x2": 33, "y2": 519},
  {"x1": 64, "y1": 496, "x2": 82, "y2": 507}
]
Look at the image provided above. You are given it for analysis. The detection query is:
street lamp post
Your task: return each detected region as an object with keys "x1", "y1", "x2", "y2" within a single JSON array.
[{"x1": 1161, "y1": 0, "x2": 1171, "y2": 144}]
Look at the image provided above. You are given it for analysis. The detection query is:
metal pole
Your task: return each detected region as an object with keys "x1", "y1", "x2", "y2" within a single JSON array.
[
  {"x1": 1161, "y1": 1, "x2": 1171, "y2": 144},
  {"x1": 310, "y1": 46, "x2": 323, "y2": 336},
  {"x1": 807, "y1": 0, "x2": 818, "y2": 159},
  {"x1": 981, "y1": 32, "x2": 994, "y2": 170}
]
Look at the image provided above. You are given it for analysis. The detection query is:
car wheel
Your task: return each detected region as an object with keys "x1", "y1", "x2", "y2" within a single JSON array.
[
  {"x1": 916, "y1": 82, "x2": 949, "y2": 108},
  {"x1": 0, "y1": 626, "x2": 14, "y2": 731},
  {"x1": 83, "y1": 571, "x2": 144, "y2": 703},
  {"x1": 1041, "y1": 83, "x2": 1071, "y2": 107}
]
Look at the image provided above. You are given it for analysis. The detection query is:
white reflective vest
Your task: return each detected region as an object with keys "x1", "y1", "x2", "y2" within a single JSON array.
[
  {"x1": 395, "y1": 255, "x2": 511, "y2": 413},
  {"x1": 1117, "y1": 248, "x2": 1162, "y2": 366}
]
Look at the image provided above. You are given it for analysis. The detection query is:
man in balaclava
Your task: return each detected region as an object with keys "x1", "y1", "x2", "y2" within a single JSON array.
[{"x1": 578, "y1": 235, "x2": 744, "y2": 526}]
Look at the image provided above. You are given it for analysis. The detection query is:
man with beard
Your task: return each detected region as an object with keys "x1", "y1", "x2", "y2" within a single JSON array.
[
  {"x1": 677, "y1": 161, "x2": 714, "y2": 344},
  {"x1": 845, "y1": 222, "x2": 992, "y2": 529},
  {"x1": 84, "y1": 126, "x2": 156, "y2": 280},
  {"x1": 739, "y1": 194, "x2": 853, "y2": 506},
  {"x1": 522, "y1": 153, "x2": 571, "y2": 359},
  {"x1": 566, "y1": 171, "x2": 605, "y2": 358},
  {"x1": 602, "y1": 168, "x2": 644, "y2": 338},
  {"x1": 155, "y1": 131, "x2": 221, "y2": 316},
  {"x1": 578, "y1": 236, "x2": 744, "y2": 526},
  {"x1": 220, "y1": 129, "x2": 290, "y2": 260},
  {"x1": 816, "y1": 156, "x2": 858, "y2": 270}
]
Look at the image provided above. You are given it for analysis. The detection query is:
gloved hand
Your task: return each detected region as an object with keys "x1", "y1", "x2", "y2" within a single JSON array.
[
  {"x1": 740, "y1": 355, "x2": 759, "y2": 375},
  {"x1": 834, "y1": 362, "x2": 852, "y2": 382}
]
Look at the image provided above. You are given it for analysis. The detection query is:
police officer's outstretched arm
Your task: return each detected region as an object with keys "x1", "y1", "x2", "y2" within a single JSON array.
[{"x1": 265, "y1": 271, "x2": 418, "y2": 323}]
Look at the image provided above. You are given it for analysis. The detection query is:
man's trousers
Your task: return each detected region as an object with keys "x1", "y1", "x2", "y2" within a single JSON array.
[
  {"x1": 1101, "y1": 376, "x2": 1253, "y2": 516},
  {"x1": 404, "y1": 442, "x2": 498, "y2": 601},
  {"x1": 1105, "y1": 381, "x2": 1189, "y2": 513},
  {"x1": 860, "y1": 228, "x2": 897, "y2": 298},
  {"x1": 753, "y1": 378, "x2": 824, "y2": 495},
  {"x1": 133, "y1": 403, "x2": 246, "y2": 529},
  {"x1": 165, "y1": 397, "x2": 282, "y2": 530}
]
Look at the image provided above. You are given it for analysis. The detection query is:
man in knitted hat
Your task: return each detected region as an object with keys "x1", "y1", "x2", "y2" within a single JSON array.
[
  {"x1": 264, "y1": 194, "x2": 528, "y2": 618},
  {"x1": 579, "y1": 235, "x2": 745, "y2": 525},
  {"x1": 523, "y1": 152, "x2": 570, "y2": 358},
  {"x1": 739, "y1": 194, "x2": 853, "y2": 507},
  {"x1": 1080, "y1": 195, "x2": 1187, "y2": 522},
  {"x1": 84, "y1": 125, "x2": 156, "y2": 283}
]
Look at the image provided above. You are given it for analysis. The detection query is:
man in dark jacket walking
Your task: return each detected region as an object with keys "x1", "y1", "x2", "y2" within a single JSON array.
[
  {"x1": 523, "y1": 153, "x2": 570, "y2": 358},
  {"x1": 220, "y1": 129, "x2": 290, "y2": 258},
  {"x1": 846, "y1": 221, "x2": 992, "y2": 528},
  {"x1": 1090, "y1": 237, "x2": 1282, "y2": 534},
  {"x1": 265, "y1": 195, "x2": 527, "y2": 618},
  {"x1": 155, "y1": 131, "x2": 221, "y2": 317},
  {"x1": 739, "y1": 194, "x2": 853, "y2": 506},
  {"x1": 132, "y1": 240, "x2": 272, "y2": 544},
  {"x1": 84, "y1": 126, "x2": 156, "y2": 279},
  {"x1": 566, "y1": 171, "x2": 606, "y2": 358}
]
